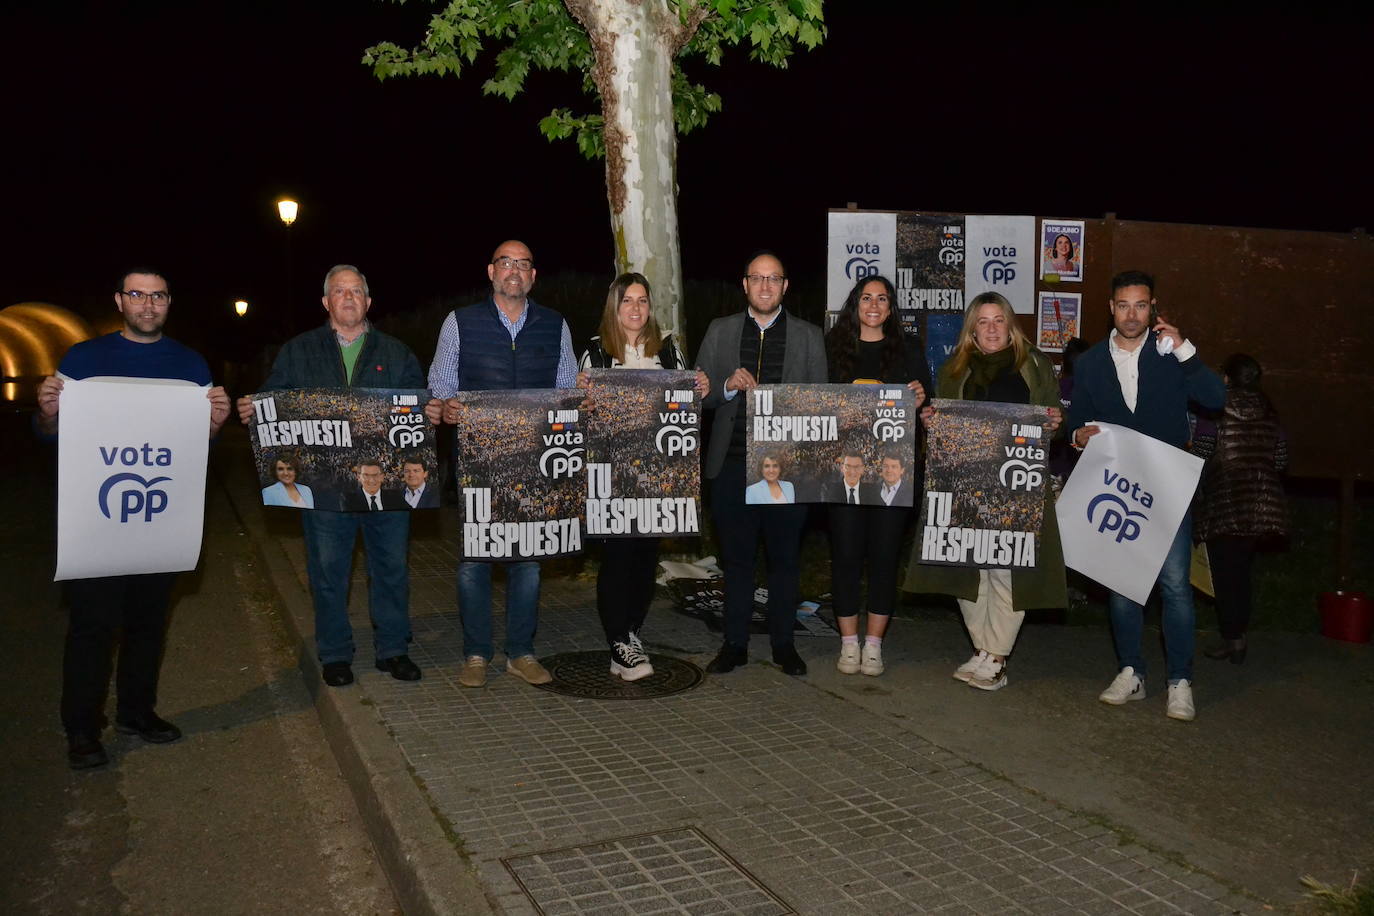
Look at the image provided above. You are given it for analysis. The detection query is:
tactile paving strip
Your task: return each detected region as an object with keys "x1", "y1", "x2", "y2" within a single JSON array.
[
  {"x1": 503, "y1": 826, "x2": 794, "y2": 915},
  {"x1": 532, "y1": 650, "x2": 704, "y2": 700}
]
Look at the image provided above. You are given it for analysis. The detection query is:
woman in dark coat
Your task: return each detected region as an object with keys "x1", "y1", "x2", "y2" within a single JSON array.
[{"x1": 1193, "y1": 354, "x2": 1288, "y2": 663}]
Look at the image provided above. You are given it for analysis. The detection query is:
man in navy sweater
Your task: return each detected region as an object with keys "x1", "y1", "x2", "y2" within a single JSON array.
[
  {"x1": 1068, "y1": 270, "x2": 1225, "y2": 722},
  {"x1": 37, "y1": 267, "x2": 231, "y2": 769},
  {"x1": 432, "y1": 240, "x2": 578, "y2": 689}
]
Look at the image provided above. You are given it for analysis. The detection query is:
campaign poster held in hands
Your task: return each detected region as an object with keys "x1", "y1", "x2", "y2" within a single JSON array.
[
  {"x1": 451, "y1": 388, "x2": 587, "y2": 560},
  {"x1": 582, "y1": 369, "x2": 701, "y2": 538},
  {"x1": 744, "y1": 383, "x2": 917, "y2": 506},
  {"x1": 56, "y1": 378, "x2": 211, "y2": 580},
  {"x1": 246, "y1": 387, "x2": 438, "y2": 512},
  {"x1": 917, "y1": 399, "x2": 1051, "y2": 569}
]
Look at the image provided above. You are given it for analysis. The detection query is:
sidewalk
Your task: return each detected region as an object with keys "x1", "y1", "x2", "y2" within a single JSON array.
[{"x1": 220, "y1": 427, "x2": 1373, "y2": 915}]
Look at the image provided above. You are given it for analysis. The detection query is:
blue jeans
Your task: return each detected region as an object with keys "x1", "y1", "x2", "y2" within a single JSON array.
[
  {"x1": 301, "y1": 510, "x2": 412, "y2": 664},
  {"x1": 1107, "y1": 513, "x2": 1195, "y2": 683},
  {"x1": 457, "y1": 561, "x2": 540, "y2": 660}
]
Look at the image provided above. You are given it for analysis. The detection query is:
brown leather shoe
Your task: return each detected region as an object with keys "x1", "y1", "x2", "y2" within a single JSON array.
[{"x1": 506, "y1": 655, "x2": 552, "y2": 685}]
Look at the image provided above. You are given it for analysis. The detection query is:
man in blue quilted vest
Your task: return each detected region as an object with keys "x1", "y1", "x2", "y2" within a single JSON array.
[{"x1": 431, "y1": 240, "x2": 578, "y2": 689}]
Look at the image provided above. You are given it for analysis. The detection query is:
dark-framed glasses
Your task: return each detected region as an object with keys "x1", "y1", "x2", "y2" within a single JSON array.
[
  {"x1": 745, "y1": 274, "x2": 786, "y2": 286},
  {"x1": 120, "y1": 290, "x2": 171, "y2": 304},
  {"x1": 492, "y1": 256, "x2": 534, "y2": 272}
]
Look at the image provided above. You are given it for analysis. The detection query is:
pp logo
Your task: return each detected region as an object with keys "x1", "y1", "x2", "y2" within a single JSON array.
[
  {"x1": 387, "y1": 424, "x2": 426, "y2": 448},
  {"x1": 871, "y1": 417, "x2": 907, "y2": 442},
  {"x1": 1086, "y1": 493, "x2": 1148, "y2": 543},
  {"x1": 845, "y1": 256, "x2": 879, "y2": 281},
  {"x1": 99, "y1": 473, "x2": 171, "y2": 523},
  {"x1": 982, "y1": 259, "x2": 1016, "y2": 285},
  {"x1": 655, "y1": 425, "x2": 698, "y2": 457},
  {"x1": 998, "y1": 459, "x2": 1043, "y2": 492},
  {"x1": 539, "y1": 446, "x2": 584, "y2": 479}
]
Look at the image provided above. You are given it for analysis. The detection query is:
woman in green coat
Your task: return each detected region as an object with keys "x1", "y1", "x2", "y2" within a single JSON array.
[{"x1": 903, "y1": 292, "x2": 1067, "y2": 690}]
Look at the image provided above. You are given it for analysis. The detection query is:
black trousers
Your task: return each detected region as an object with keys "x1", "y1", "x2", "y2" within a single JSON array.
[
  {"x1": 61, "y1": 572, "x2": 177, "y2": 735},
  {"x1": 711, "y1": 458, "x2": 808, "y2": 650},
  {"x1": 827, "y1": 503, "x2": 911, "y2": 618},
  {"x1": 1207, "y1": 536, "x2": 1257, "y2": 640},
  {"x1": 596, "y1": 536, "x2": 661, "y2": 646}
]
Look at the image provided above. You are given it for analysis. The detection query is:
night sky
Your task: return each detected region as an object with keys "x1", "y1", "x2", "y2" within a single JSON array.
[{"x1": 4, "y1": 1, "x2": 1370, "y2": 354}]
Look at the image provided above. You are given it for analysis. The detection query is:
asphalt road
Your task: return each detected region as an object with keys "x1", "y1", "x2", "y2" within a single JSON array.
[{"x1": 0, "y1": 413, "x2": 397, "y2": 915}]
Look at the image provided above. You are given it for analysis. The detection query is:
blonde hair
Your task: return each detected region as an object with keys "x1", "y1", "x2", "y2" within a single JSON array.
[
  {"x1": 943, "y1": 292, "x2": 1030, "y2": 380},
  {"x1": 598, "y1": 272, "x2": 663, "y2": 364}
]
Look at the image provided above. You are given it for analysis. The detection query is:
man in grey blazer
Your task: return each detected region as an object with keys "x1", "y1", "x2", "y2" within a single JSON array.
[{"x1": 697, "y1": 251, "x2": 827, "y2": 676}]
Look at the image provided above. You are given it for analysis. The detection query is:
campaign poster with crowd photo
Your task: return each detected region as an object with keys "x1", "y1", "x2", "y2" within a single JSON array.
[
  {"x1": 1037, "y1": 291, "x2": 1081, "y2": 353},
  {"x1": 582, "y1": 369, "x2": 701, "y2": 538},
  {"x1": 893, "y1": 213, "x2": 967, "y2": 331},
  {"x1": 745, "y1": 384, "x2": 917, "y2": 507},
  {"x1": 56, "y1": 378, "x2": 211, "y2": 580},
  {"x1": 246, "y1": 388, "x2": 438, "y2": 512},
  {"x1": 916, "y1": 399, "x2": 1051, "y2": 569},
  {"x1": 1040, "y1": 218, "x2": 1085, "y2": 282},
  {"x1": 451, "y1": 388, "x2": 586, "y2": 560}
]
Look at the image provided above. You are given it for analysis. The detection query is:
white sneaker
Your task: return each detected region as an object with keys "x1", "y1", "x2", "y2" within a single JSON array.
[
  {"x1": 953, "y1": 650, "x2": 988, "y2": 682},
  {"x1": 836, "y1": 642, "x2": 861, "y2": 675},
  {"x1": 968, "y1": 655, "x2": 1007, "y2": 691},
  {"x1": 1166, "y1": 680, "x2": 1196, "y2": 721},
  {"x1": 860, "y1": 643, "x2": 884, "y2": 677},
  {"x1": 1099, "y1": 667, "x2": 1145, "y2": 705}
]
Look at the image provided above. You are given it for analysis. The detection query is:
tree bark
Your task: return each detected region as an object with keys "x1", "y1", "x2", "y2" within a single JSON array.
[{"x1": 567, "y1": 0, "x2": 687, "y2": 342}]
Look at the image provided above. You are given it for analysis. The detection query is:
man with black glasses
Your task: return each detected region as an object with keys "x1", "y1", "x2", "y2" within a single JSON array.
[
  {"x1": 36, "y1": 267, "x2": 231, "y2": 769},
  {"x1": 696, "y1": 251, "x2": 827, "y2": 677},
  {"x1": 431, "y1": 240, "x2": 578, "y2": 689}
]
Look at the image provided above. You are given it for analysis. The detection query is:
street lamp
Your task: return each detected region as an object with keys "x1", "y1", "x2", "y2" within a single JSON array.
[
  {"x1": 276, "y1": 198, "x2": 298, "y2": 226},
  {"x1": 275, "y1": 197, "x2": 298, "y2": 331},
  {"x1": 234, "y1": 299, "x2": 249, "y2": 317}
]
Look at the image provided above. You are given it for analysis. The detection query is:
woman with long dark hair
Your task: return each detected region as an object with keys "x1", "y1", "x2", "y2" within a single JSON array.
[
  {"x1": 824, "y1": 275, "x2": 931, "y2": 676},
  {"x1": 1193, "y1": 354, "x2": 1288, "y2": 663},
  {"x1": 578, "y1": 272, "x2": 708, "y2": 681},
  {"x1": 904, "y1": 292, "x2": 1064, "y2": 691}
]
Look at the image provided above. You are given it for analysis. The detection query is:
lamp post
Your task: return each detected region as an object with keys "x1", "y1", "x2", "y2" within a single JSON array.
[
  {"x1": 276, "y1": 198, "x2": 298, "y2": 331},
  {"x1": 234, "y1": 299, "x2": 249, "y2": 317}
]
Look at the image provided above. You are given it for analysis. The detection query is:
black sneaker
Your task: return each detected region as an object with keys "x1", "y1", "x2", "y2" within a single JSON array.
[
  {"x1": 609, "y1": 639, "x2": 654, "y2": 681},
  {"x1": 772, "y1": 644, "x2": 807, "y2": 677},
  {"x1": 115, "y1": 713, "x2": 182, "y2": 744},
  {"x1": 705, "y1": 643, "x2": 747, "y2": 674},
  {"x1": 67, "y1": 732, "x2": 109, "y2": 770},
  {"x1": 375, "y1": 654, "x2": 422, "y2": 681},
  {"x1": 322, "y1": 661, "x2": 354, "y2": 687}
]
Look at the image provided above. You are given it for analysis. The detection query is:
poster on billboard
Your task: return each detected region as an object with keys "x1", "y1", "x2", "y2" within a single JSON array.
[
  {"x1": 964, "y1": 214, "x2": 1036, "y2": 315},
  {"x1": 1036, "y1": 291, "x2": 1081, "y2": 353},
  {"x1": 1041, "y1": 218, "x2": 1085, "y2": 282}
]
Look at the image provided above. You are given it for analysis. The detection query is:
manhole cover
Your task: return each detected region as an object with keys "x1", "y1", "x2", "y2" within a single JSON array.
[{"x1": 532, "y1": 651, "x2": 704, "y2": 700}]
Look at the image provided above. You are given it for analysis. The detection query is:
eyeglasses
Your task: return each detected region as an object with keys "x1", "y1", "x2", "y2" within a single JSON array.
[
  {"x1": 492, "y1": 256, "x2": 534, "y2": 272},
  {"x1": 120, "y1": 290, "x2": 170, "y2": 304},
  {"x1": 745, "y1": 274, "x2": 786, "y2": 286}
]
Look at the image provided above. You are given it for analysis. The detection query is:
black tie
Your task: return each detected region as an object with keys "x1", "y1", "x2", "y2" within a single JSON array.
[
  {"x1": 369, "y1": 494, "x2": 379, "y2": 511},
  {"x1": 848, "y1": 488, "x2": 857, "y2": 505}
]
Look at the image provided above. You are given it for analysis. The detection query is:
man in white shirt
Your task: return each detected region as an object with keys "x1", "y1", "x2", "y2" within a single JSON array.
[{"x1": 1068, "y1": 270, "x2": 1225, "y2": 722}]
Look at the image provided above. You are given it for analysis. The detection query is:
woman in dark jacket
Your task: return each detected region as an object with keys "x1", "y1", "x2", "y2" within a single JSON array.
[
  {"x1": 824, "y1": 275, "x2": 930, "y2": 677},
  {"x1": 1193, "y1": 354, "x2": 1288, "y2": 663}
]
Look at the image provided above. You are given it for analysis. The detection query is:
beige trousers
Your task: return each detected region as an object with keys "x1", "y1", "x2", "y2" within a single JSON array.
[{"x1": 957, "y1": 569, "x2": 1024, "y2": 657}]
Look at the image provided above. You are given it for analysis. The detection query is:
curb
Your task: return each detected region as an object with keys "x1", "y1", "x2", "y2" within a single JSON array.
[{"x1": 215, "y1": 441, "x2": 496, "y2": 916}]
